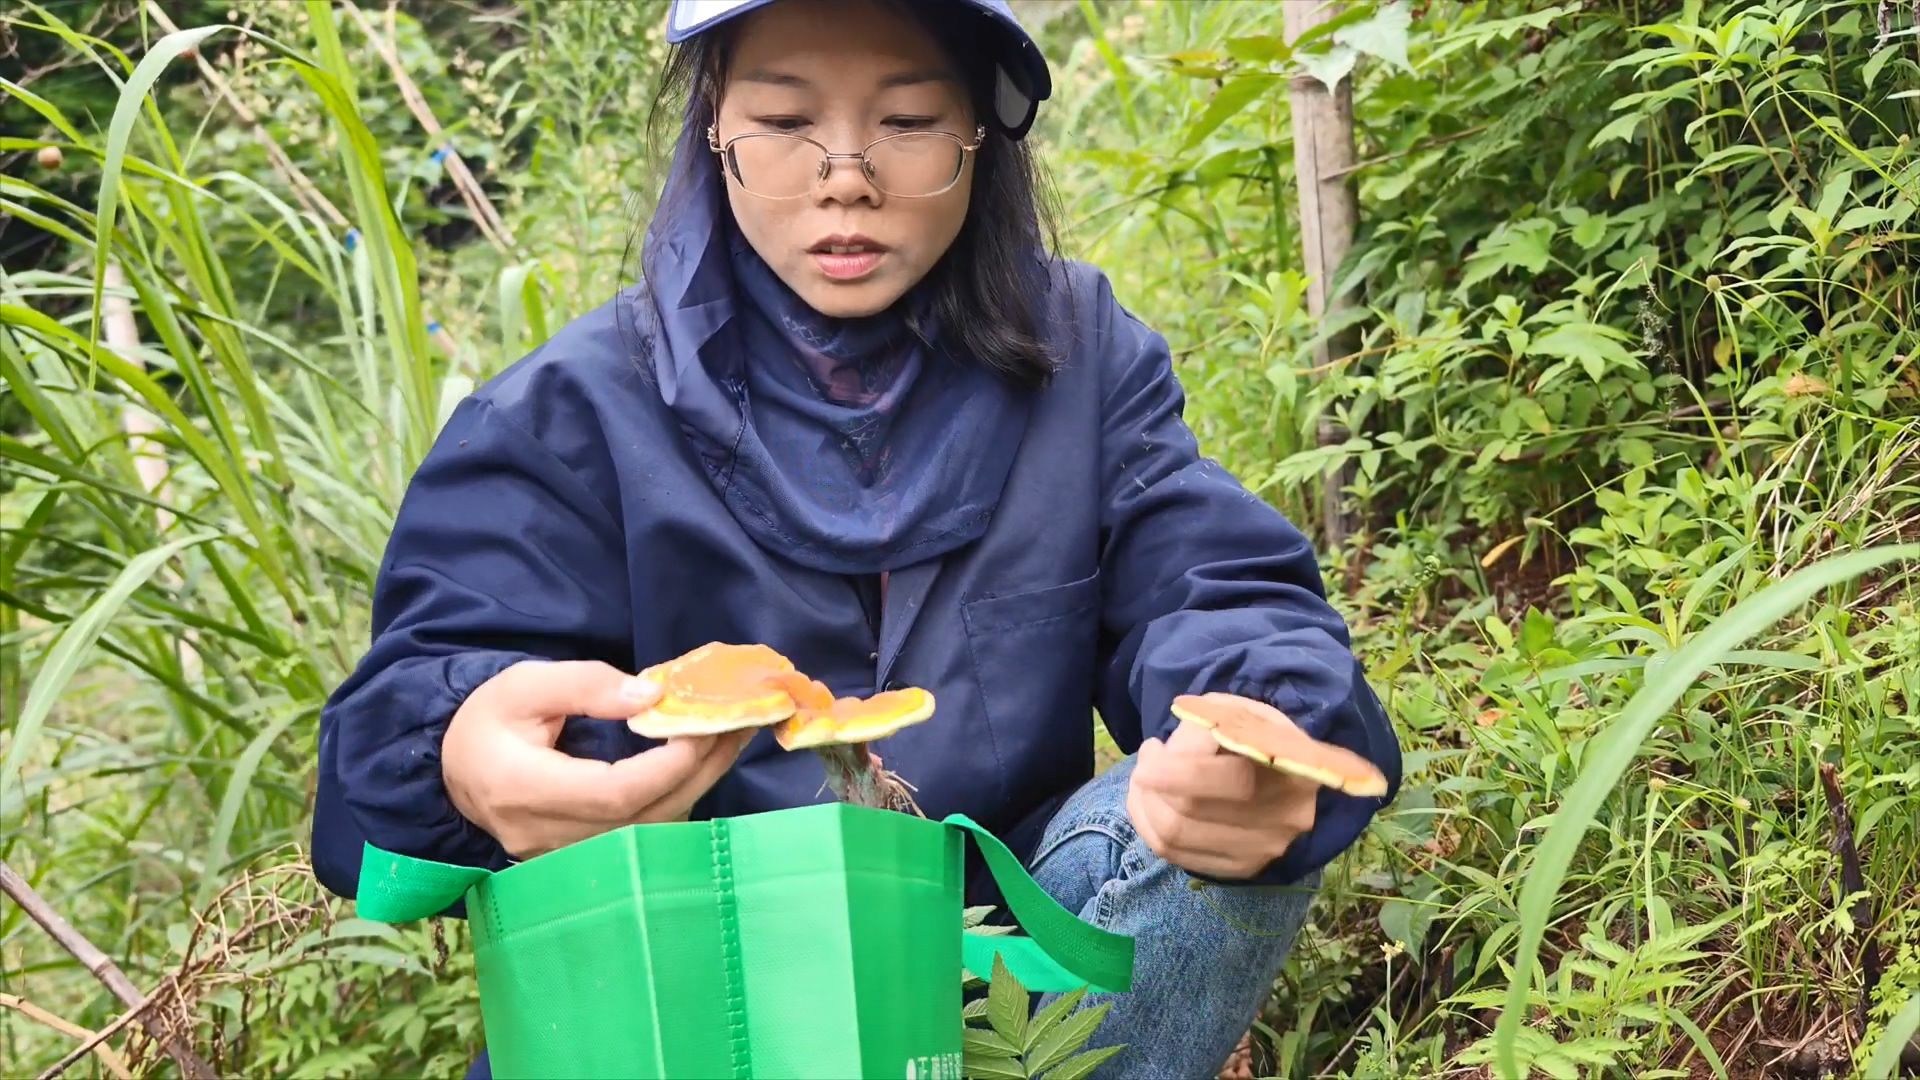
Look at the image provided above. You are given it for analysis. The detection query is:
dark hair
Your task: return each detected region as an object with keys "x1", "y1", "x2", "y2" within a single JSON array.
[{"x1": 632, "y1": 0, "x2": 1066, "y2": 389}]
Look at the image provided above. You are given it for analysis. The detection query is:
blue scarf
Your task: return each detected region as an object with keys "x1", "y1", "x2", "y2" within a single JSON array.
[{"x1": 631, "y1": 122, "x2": 1031, "y2": 575}]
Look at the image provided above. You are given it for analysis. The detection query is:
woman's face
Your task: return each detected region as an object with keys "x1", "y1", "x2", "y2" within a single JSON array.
[{"x1": 714, "y1": 0, "x2": 977, "y2": 319}]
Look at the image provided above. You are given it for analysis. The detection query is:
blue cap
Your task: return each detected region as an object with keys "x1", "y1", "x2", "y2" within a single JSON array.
[{"x1": 664, "y1": 0, "x2": 1052, "y2": 139}]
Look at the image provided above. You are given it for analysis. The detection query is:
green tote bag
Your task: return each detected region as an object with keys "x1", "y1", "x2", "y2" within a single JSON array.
[{"x1": 354, "y1": 802, "x2": 1135, "y2": 1079}]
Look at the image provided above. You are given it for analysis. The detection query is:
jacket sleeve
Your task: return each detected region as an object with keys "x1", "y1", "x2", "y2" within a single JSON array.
[
  {"x1": 1086, "y1": 271, "x2": 1401, "y2": 886},
  {"x1": 309, "y1": 394, "x2": 636, "y2": 901}
]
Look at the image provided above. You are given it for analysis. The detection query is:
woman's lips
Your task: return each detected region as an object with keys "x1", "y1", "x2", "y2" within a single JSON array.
[{"x1": 812, "y1": 246, "x2": 884, "y2": 281}]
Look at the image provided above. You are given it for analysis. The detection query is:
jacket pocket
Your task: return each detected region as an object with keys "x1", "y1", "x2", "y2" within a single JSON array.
[
  {"x1": 962, "y1": 571, "x2": 1102, "y2": 633},
  {"x1": 961, "y1": 570, "x2": 1103, "y2": 806}
]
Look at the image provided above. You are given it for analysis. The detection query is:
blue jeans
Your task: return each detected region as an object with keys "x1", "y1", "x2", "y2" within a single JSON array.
[
  {"x1": 1018, "y1": 755, "x2": 1319, "y2": 1079},
  {"x1": 462, "y1": 755, "x2": 1316, "y2": 1080}
]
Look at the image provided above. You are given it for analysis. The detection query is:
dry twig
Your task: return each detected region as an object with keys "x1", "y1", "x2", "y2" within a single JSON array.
[
  {"x1": 1818, "y1": 762, "x2": 1879, "y2": 1039},
  {"x1": 0, "y1": 859, "x2": 217, "y2": 1080},
  {"x1": 341, "y1": 2, "x2": 518, "y2": 254},
  {"x1": 143, "y1": 1, "x2": 350, "y2": 231},
  {"x1": 0, "y1": 993, "x2": 133, "y2": 1079},
  {"x1": 33, "y1": 857, "x2": 332, "y2": 1079}
]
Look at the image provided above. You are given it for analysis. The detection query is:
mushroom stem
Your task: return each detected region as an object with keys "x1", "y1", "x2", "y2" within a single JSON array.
[{"x1": 817, "y1": 744, "x2": 924, "y2": 817}]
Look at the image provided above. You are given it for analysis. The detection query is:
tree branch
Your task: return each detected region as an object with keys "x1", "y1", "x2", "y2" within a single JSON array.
[{"x1": 0, "y1": 859, "x2": 217, "y2": 1080}]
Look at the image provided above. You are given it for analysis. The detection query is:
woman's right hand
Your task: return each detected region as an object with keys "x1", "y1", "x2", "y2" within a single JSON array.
[{"x1": 441, "y1": 659, "x2": 753, "y2": 860}]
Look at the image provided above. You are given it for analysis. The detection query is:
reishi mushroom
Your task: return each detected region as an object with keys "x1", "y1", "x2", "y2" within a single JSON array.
[
  {"x1": 625, "y1": 646, "x2": 1386, "y2": 811},
  {"x1": 769, "y1": 680, "x2": 935, "y2": 751},
  {"x1": 1169, "y1": 692, "x2": 1389, "y2": 797},
  {"x1": 625, "y1": 641, "x2": 933, "y2": 814},
  {"x1": 624, "y1": 642, "x2": 799, "y2": 737}
]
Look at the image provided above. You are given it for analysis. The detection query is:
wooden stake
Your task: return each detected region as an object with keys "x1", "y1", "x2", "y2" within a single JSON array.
[
  {"x1": 1818, "y1": 762, "x2": 1879, "y2": 1038},
  {"x1": 104, "y1": 260, "x2": 201, "y2": 683},
  {"x1": 104, "y1": 262, "x2": 170, "y2": 529},
  {"x1": 0, "y1": 861, "x2": 216, "y2": 1080},
  {"x1": 1282, "y1": 0, "x2": 1361, "y2": 553}
]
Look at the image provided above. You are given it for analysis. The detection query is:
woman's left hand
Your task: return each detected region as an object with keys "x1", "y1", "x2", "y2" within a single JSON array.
[{"x1": 1125, "y1": 716, "x2": 1320, "y2": 880}]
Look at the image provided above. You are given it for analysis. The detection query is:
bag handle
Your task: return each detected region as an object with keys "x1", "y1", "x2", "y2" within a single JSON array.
[
  {"x1": 353, "y1": 817, "x2": 1138, "y2": 996},
  {"x1": 354, "y1": 842, "x2": 488, "y2": 923},
  {"x1": 946, "y1": 814, "x2": 1134, "y2": 995}
]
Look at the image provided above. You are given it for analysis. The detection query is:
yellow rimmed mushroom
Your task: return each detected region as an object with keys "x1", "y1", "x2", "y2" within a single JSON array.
[
  {"x1": 772, "y1": 685, "x2": 936, "y2": 751},
  {"x1": 1169, "y1": 692, "x2": 1389, "y2": 797},
  {"x1": 624, "y1": 641, "x2": 799, "y2": 738},
  {"x1": 624, "y1": 642, "x2": 934, "y2": 814}
]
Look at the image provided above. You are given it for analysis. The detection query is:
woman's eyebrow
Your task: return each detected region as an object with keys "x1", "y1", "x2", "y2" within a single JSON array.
[
  {"x1": 734, "y1": 67, "x2": 960, "y2": 89},
  {"x1": 877, "y1": 69, "x2": 961, "y2": 89},
  {"x1": 737, "y1": 68, "x2": 811, "y2": 87}
]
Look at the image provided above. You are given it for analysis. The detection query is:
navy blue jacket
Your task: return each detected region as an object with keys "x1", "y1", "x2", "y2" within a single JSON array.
[{"x1": 309, "y1": 260, "x2": 1400, "y2": 902}]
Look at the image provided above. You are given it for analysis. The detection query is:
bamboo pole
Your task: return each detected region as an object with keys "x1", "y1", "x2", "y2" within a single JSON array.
[{"x1": 1282, "y1": 0, "x2": 1361, "y2": 552}]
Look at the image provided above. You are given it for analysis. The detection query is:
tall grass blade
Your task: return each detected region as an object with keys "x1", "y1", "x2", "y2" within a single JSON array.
[
  {"x1": 0, "y1": 532, "x2": 222, "y2": 828},
  {"x1": 90, "y1": 24, "x2": 226, "y2": 357},
  {"x1": 1863, "y1": 994, "x2": 1920, "y2": 1080},
  {"x1": 1492, "y1": 542, "x2": 1920, "y2": 1079},
  {"x1": 197, "y1": 706, "x2": 306, "y2": 911}
]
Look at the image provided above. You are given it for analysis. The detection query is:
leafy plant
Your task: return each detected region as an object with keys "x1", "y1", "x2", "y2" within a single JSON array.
[
  {"x1": 0, "y1": 1, "x2": 671, "y2": 1072},
  {"x1": 1048, "y1": 0, "x2": 1918, "y2": 1075},
  {"x1": 1457, "y1": 911, "x2": 1736, "y2": 1078},
  {"x1": 962, "y1": 954, "x2": 1124, "y2": 1080}
]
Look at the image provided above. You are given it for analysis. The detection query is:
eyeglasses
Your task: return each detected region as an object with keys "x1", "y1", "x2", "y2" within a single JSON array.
[{"x1": 707, "y1": 124, "x2": 986, "y2": 199}]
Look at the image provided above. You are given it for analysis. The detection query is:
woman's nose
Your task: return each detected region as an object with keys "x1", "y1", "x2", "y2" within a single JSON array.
[{"x1": 814, "y1": 151, "x2": 883, "y2": 207}]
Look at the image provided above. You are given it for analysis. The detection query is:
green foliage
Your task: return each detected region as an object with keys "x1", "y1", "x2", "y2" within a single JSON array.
[
  {"x1": 1047, "y1": 0, "x2": 1918, "y2": 1075},
  {"x1": 1487, "y1": 542, "x2": 1915, "y2": 1076},
  {"x1": 0, "y1": 1, "x2": 665, "y2": 1073},
  {"x1": 1857, "y1": 909, "x2": 1920, "y2": 1079},
  {"x1": 962, "y1": 954, "x2": 1124, "y2": 1080}
]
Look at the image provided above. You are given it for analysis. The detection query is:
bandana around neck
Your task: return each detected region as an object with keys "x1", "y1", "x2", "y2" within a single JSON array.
[
  {"x1": 631, "y1": 123, "x2": 1033, "y2": 575},
  {"x1": 730, "y1": 240, "x2": 921, "y2": 483}
]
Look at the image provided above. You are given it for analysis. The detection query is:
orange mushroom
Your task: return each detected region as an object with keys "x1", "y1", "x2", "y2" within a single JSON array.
[
  {"x1": 1169, "y1": 692, "x2": 1389, "y2": 797},
  {"x1": 624, "y1": 642, "x2": 799, "y2": 738},
  {"x1": 762, "y1": 670, "x2": 835, "y2": 712},
  {"x1": 773, "y1": 687, "x2": 936, "y2": 751},
  {"x1": 622, "y1": 642, "x2": 935, "y2": 814}
]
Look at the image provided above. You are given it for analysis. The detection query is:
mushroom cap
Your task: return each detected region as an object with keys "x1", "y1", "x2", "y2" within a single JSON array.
[
  {"x1": 623, "y1": 642, "x2": 939, "y2": 750},
  {"x1": 625, "y1": 641, "x2": 799, "y2": 738},
  {"x1": 1169, "y1": 692, "x2": 1389, "y2": 797},
  {"x1": 763, "y1": 670, "x2": 835, "y2": 712},
  {"x1": 774, "y1": 688, "x2": 936, "y2": 750}
]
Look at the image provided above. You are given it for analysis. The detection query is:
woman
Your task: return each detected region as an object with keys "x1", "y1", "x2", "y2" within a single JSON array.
[{"x1": 310, "y1": 0, "x2": 1401, "y2": 1075}]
